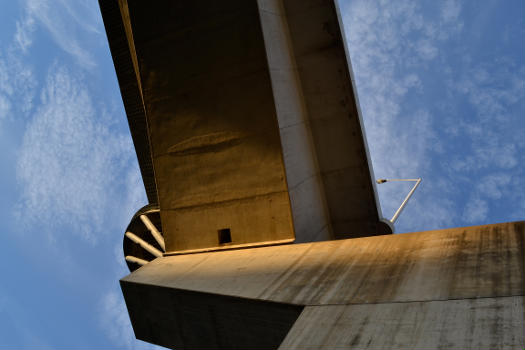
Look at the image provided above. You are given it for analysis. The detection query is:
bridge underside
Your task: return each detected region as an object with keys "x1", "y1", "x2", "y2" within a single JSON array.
[
  {"x1": 100, "y1": 0, "x2": 391, "y2": 256},
  {"x1": 99, "y1": 1, "x2": 525, "y2": 349}
]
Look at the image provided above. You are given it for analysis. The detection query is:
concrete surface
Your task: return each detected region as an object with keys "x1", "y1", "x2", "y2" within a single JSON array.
[
  {"x1": 123, "y1": 221, "x2": 524, "y2": 305},
  {"x1": 281, "y1": 0, "x2": 385, "y2": 239},
  {"x1": 100, "y1": 0, "x2": 391, "y2": 255},
  {"x1": 258, "y1": 0, "x2": 333, "y2": 243},
  {"x1": 99, "y1": 0, "x2": 158, "y2": 203},
  {"x1": 280, "y1": 296, "x2": 524, "y2": 349},
  {"x1": 122, "y1": 282, "x2": 303, "y2": 350},
  {"x1": 125, "y1": 0, "x2": 295, "y2": 253},
  {"x1": 121, "y1": 221, "x2": 525, "y2": 349},
  {"x1": 100, "y1": 1, "x2": 525, "y2": 348}
]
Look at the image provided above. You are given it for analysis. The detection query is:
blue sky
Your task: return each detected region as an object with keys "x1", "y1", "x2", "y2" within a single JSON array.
[{"x1": 0, "y1": 0, "x2": 523, "y2": 348}]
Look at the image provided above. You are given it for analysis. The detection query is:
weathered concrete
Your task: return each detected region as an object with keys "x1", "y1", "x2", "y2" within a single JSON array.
[
  {"x1": 100, "y1": 0, "x2": 390, "y2": 255},
  {"x1": 122, "y1": 282, "x2": 303, "y2": 350},
  {"x1": 123, "y1": 221, "x2": 524, "y2": 305},
  {"x1": 257, "y1": 0, "x2": 333, "y2": 243},
  {"x1": 125, "y1": 0, "x2": 295, "y2": 253},
  {"x1": 121, "y1": 221, "x2": 525, "y2": 349},
  {"x1": 99, "y1": 0, "x2": 157, "y2": 203},
  {"x1": 100, "y1": 2, "x2": 525, "y2": 349},
  {"x1": 280, "y1": 296, "x2": 525, "y2": 349},
  {"x1": 281, "y1": 0, "x2": 385, "y2": 239}
]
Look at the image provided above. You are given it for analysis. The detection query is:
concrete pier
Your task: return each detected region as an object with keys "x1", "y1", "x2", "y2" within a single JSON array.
[
  {"x1": 100, "y1": 0, "x2": 391, "y2": 256},
  {"x1": 121, "y1": 221, "x2": 524, "y2": 349}
]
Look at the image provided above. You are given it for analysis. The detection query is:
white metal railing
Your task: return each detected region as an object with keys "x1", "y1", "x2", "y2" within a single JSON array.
[{"x1": 376, "y1": 178, "x2": 422, "y2": 224}]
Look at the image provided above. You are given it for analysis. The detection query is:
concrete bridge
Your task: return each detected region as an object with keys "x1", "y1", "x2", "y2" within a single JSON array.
[{"x1": 99, "y1": 0, "x2": 525, "y2": 348}]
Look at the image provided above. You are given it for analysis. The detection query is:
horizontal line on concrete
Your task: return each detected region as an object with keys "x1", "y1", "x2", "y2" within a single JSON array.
[
  {"x1": 164, "y1": 190, "x2": 290, "y2": 212},
  {"x1": 305, "y1": 294, "x2": 525, "y2": 308},
  {"x1": 278, "y1": 119, "x2": 311, "y2": 131},
  {"x1": 164, "y1": 238, "x2": 296, "y2": 256}
]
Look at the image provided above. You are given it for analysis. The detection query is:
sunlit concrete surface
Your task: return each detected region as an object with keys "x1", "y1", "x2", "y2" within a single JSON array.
[
  {"x1": 100, "y1": 0, "x2": 390, "y2": 256},
  {"x1": 121, "y1": 221, "x2": 524, "y2": 349},
  {"x1": 99, "y1": 0, "x2": 524, "y2": 348}
]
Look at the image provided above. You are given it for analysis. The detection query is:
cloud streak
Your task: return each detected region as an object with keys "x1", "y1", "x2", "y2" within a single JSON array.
[
  {"x1": 341, "y1": 0, "x2": 524, "y2": 231},
  {"x1": 18, "y1": 0, "x2": 103, "y2": 67},
  {"x1": 0, "y1": 51, "x2": 36, "y2": 123},
  {"x1": 100, "y1": 275, "x2": 161, "y2": 350},
  {"x1": 16, "y1": 65, "x2": 139, "y2": 242},
  {"x1": 4, "y1": 2, "x2": 151, "y2": 348},
  {"x1": 13, "y1": 62, "x2": 149, "y2": 347},
  {"x1": 14, "y1": 15, "x2": 36, "y2": 53},
  {"x1": 101, "y1": 290, "x2": 137, "y2": 349},
  {"x1": 342, "y1": 0, "x2": 462, "y2": 231}
]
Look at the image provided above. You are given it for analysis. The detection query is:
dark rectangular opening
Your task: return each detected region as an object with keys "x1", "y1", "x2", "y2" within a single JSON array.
[{"x1": 218, "y1": 228, "x2": 232, "y2": 244}]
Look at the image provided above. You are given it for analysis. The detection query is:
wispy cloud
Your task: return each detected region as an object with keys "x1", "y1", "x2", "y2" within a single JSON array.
[
  {"x1": 441, "y1": 0, "x2": 461, "y2": 23},
  {"x1": 100, "y1": 247, "x2": 162, "y2": 350},
  {"x1": 341, "y1": 0, "x2": 524, "y2": 230},
  {"x1": 342, "y1": 0, "x2": 463, "y2": 231},
  {"x1": 14, "y1": 15, "x2": 36, "y2": 53},
  {"x1": 101, "y1": 290, "x2": 136, "y2": 349},
  {"x1": 0, "y1": 54, "x2": 36, "y2": 124},
  {"x1": 13, "y1": 62, "x2": 150, "y2": 346},
  {"x1": 476, "y1": 173, "x2": 511, "y2": 200},
  {"x1": 463, "y1": 196, "x2": 489, "y2": 224},
  {"x1": 446, "y1": 61, "x2": 525, "y2": 223},
  {"x1": 100, "y1": 287, "x2": 164, "y2": 350},
  {"x1": 0, "y1": 94, "x2": 11, "y2": 121},
  {"x1": 0, "y1": 2, "x2": 38, "y2": 128},
  {"x1": 16, "y1": 64, "x2": 139, "y2": 243},
  {"x1": 18, "y1": 0, "x2": 102, "y2": 67},
  {"x1": 5, "y1": 2, "x2": 152, "y2": 348},
  {"x1": 0, "y1": 288, "x2": 53, "y2": 349}
]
